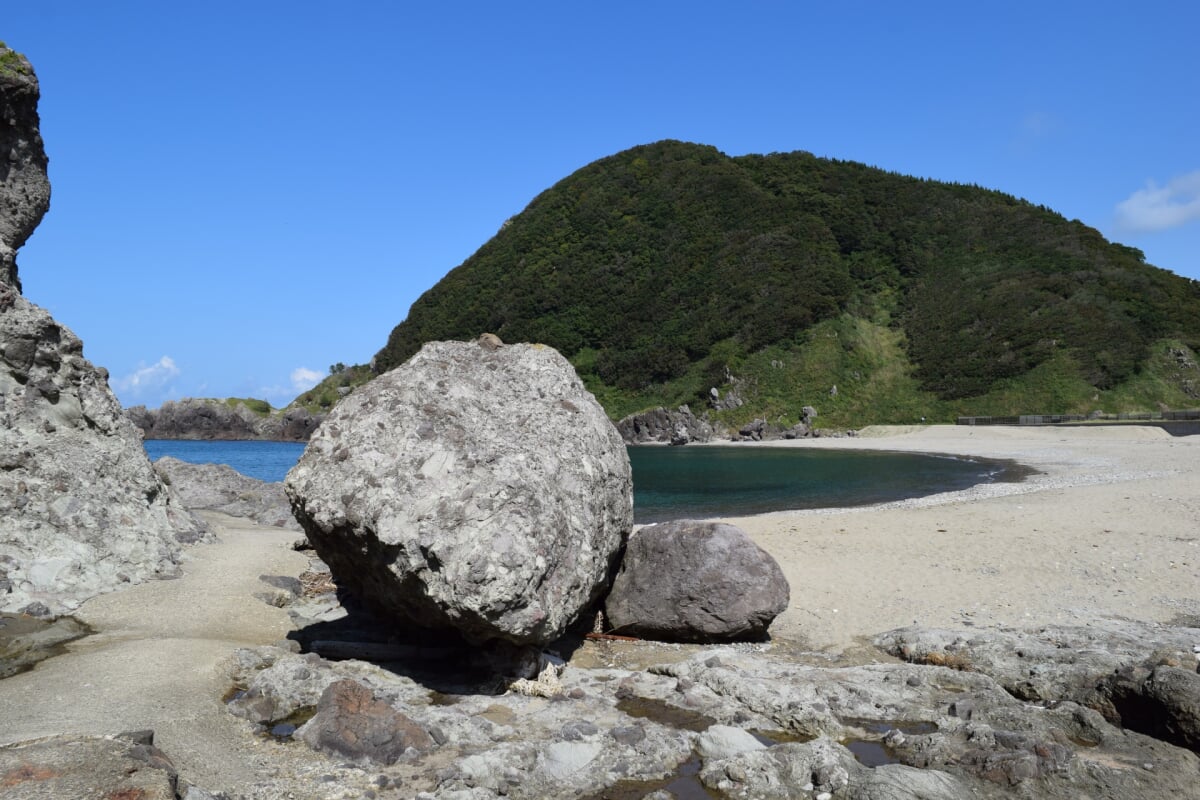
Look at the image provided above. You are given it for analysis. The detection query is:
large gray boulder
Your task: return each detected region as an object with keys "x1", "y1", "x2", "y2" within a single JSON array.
[
  {"x1": 604, "y1": 520, "x2": 789, "y2": 642},
  {"x1": 285, "y1": 337, "x2": 632, "y2": 646},
  {"x1": 0, "y1": 44, "x2": 206, "y2": 615}
]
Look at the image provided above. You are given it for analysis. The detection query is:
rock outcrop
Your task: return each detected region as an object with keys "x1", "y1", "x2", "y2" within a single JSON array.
[
  {"x1": 153, "y1": 456, "x2": 299, "y2": 530},
  {"x1": 604, "y1": 520, "x2": 790, "y2": 642},
  {"x1": 0, "y1": 732, "x2": 181, "y2": 800},
  {"x1": 286, "y1": 336, "x2": 633, "y2": 646},
  {"x1": 127, "y1": 398, "x2": 323, "y2": 441},
  {"x1": 732, "y1": 416, "x2": 812, "y2": 441},
  {"x1": 0, "y1": 46, "x2": 50, "y2": 291},
  {"x1": 616, "y1": 404, "x2": 714, "y2": 445},
  {"x1": 0, "y1": 44, "x2": 206, "y2": 615},
  {"x1": 225, "y1": 617, "x2": 1200, "y2": 799}
]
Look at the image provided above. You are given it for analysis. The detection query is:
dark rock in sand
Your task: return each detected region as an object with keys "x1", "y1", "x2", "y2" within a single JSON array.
[
  {"x1": 604, "y1": 520, "x2": 789, "y2": 642},
  {"x1": 0, "y1": 612, "x2": 90, "y2": 678},
  {"x1": 298, "y1": 679, "x2": 434, "y2": 764},
  {"x1": 286, "y1": 336, "x2": 632, "y2": 646},
  {"x1": 153, "y1": 456, "x2": 299, "y2": 529},
  {"x1": 732, "y1": 417, "x2": 812, "y2": 441}
]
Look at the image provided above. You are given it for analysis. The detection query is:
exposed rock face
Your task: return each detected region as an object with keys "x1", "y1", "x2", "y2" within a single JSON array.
[
  {"x1": 876, "y1": 619, "x2": 1200, "y2": 707},
  {"x1": 0, "y1": 45, "x2": 50, "y2": 291},
  {"x1": 226, "y1": 627, "x2": 1200, "y2": 800},
  {"x1": 732, "y1": 416, "x2": 813, "y2": 441},
  {"x1": 0, "y1": 733, "x2": 180, "y2": 800},
  {"x1": 604, "y1": 520, "x2": 790, "y2": 642},
  {"x1": 616, "y1": 404, "x2": 713, "y2": 445},
  {"x1": 153, "y1": 456, "x2": 299, "y2": 529},
  {"x1": 299, "y1": 679, "x2": 434, "y2": 764},
  {"x1": 286, "y1": 337, "x2": 633, "y2": 646},
  {"x1": 127, "y1": 398, "x2": 323, "y2": 441},
  {"x1": 0, "y1": 46, "x2": 206, "y2": 615}
]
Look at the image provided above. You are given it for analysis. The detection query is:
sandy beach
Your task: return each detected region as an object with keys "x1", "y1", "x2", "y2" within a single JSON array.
[{"x1": 712, "y1": 424, "x2": 1200, "y2": 655}]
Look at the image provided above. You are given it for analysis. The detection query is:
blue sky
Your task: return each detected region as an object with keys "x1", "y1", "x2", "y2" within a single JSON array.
[{"x1": 5, "y1": 2, "x2": 1199, "y2": 409}]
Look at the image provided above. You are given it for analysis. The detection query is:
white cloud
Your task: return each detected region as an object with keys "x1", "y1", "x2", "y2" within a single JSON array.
[
  {"x1": 114, "y1": 356, "x2": 180, "y2": 396},
  {"x1": 290, "y1": 367, "x2": 324, "y2": 393},
  {"x1": 1115, "y1": 170, "x2": 1200, "y2": 233}
]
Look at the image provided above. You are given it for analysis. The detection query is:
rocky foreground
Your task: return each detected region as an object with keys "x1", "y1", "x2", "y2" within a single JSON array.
[{"x1": 5, "y1": 514, "x2": 1199, "y2": 799}]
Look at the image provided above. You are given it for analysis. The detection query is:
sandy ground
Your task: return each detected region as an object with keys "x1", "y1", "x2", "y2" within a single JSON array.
[
  {"x1": 0, "y1": 514, "x2": 310, "y2": 792},
  {"x1": 711, "y1": 424, "x2": 1200, "y2": 655}
]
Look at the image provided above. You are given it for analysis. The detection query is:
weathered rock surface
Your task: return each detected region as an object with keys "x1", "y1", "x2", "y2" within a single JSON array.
[
  {"x1": 0, "y1": 50, "x2": 207, "y2": 615},
  {"x1": 1104, "y1": 662, "x2": 1200, "y2": 754},
  {"x1": 732, "y1": 416, "x2": 813, "y2": 442},
  {"x1": 127, "y1": 398, "x2": 323, "y2": 441},
  {"x1": 299, "y1": 678, "x2": 435, "y2": 764},
  {"x1": 153, "y1": 456, "x2": 299, "y2": 530},
  {"x1": 0, "y1": 733, "x2": 180, "y2": 800},
  {"x1": 225, "y1": 629, "x2": 1200, "y2": 800},
  {"x1": 0, "y1": 45, "x2": 50, "y2": 291},
  {"x1": 605, "y1": 520, "x2": 790, "y2": 643},
  {"x1": 616, "y1": 404, "x2": 713, "y2": 445},
  {"x1": 0, "y1": 611, "x2": 90, "y2": 678},
  {"x1": 286, "y1": 337, "x2": 633, "y2": 646},
  {"x1": 876, "y1": 618, "x2": 1200, "y2": 707}
]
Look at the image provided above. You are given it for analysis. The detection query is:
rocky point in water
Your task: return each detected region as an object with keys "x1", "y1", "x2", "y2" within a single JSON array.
[
  {"x1": 0, "y1": 43, "x2": 206, "y2": 616},
  {"x1": 286, "y1": 335, "x2": 632, "y2": 647},
  {"x1": 153, "y1": 457, "x2": 299, "y2": 530},
  {"x1": 126, "y1": 398, "x2": 324, "y2": 441}
]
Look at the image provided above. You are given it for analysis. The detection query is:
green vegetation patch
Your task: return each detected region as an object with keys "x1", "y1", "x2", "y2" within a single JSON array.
[
  {"x1": 365, "y1": 140, "x2": 1200, "y2": 425},
  {"x1": 0, "y1": 43, "x2": 31, "y2": 76},
  {"x1": 224, "y1": 397, "x2": 273, "y2": 416},
  {"x1": 292, "y1": 364, "x2": 374, "y2": 414}
]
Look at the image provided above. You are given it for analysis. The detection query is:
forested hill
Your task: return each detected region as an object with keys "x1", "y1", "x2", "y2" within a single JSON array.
[{"x1": 370, "y1": 140, "x2": 1200, "y2": 426}]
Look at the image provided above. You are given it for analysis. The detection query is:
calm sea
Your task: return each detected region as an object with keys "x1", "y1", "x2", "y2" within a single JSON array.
[
  {"x1": 143, "y1": 440, "x2": 1007, "y2": 523},
  {"x1": 144, "y1": 439, "x2": 306, "y2": 484}
]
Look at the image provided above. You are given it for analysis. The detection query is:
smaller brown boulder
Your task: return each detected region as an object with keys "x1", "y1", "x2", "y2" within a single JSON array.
[
  {"x1": 604, "y1": 520, "x2": 789, "y2": 643},
  {"x1": 299, "y1": 679, "x2": 434, "y2": 764}
]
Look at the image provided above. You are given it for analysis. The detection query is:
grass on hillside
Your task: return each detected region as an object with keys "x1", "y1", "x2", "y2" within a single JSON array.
[
  {"x1": 292, "y1": 365, "x2": 374, "y2": 413},
  {"x1": 573, "y1": 318, "x2": 1200, "y2": 429},
  {"x1": 223, "y1": 397, "x2": 272, "y2": 416}
]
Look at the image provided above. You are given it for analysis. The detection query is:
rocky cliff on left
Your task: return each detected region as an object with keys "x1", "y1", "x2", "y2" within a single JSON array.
[{"x1": 0, "y1": 43, "x2": 206, "y2": 616}]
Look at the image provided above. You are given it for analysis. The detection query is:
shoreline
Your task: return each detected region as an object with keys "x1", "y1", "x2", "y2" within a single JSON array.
[{"x1": 702, "y1": 424, "x2": 1200, "y2": 654}]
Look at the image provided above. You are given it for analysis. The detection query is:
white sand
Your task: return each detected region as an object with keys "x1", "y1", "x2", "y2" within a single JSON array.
[{"x1": 709, "y1": 425, "x2": 1200, "y2": 654}]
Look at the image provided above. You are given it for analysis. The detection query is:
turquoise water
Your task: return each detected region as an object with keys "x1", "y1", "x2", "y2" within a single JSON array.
[
  {"x1": 629, "y1": 446, "x2": 1002, "y2": 523},
  {"x1": 143, "y1": 440, "x2": 1005, "y2": 521}
]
